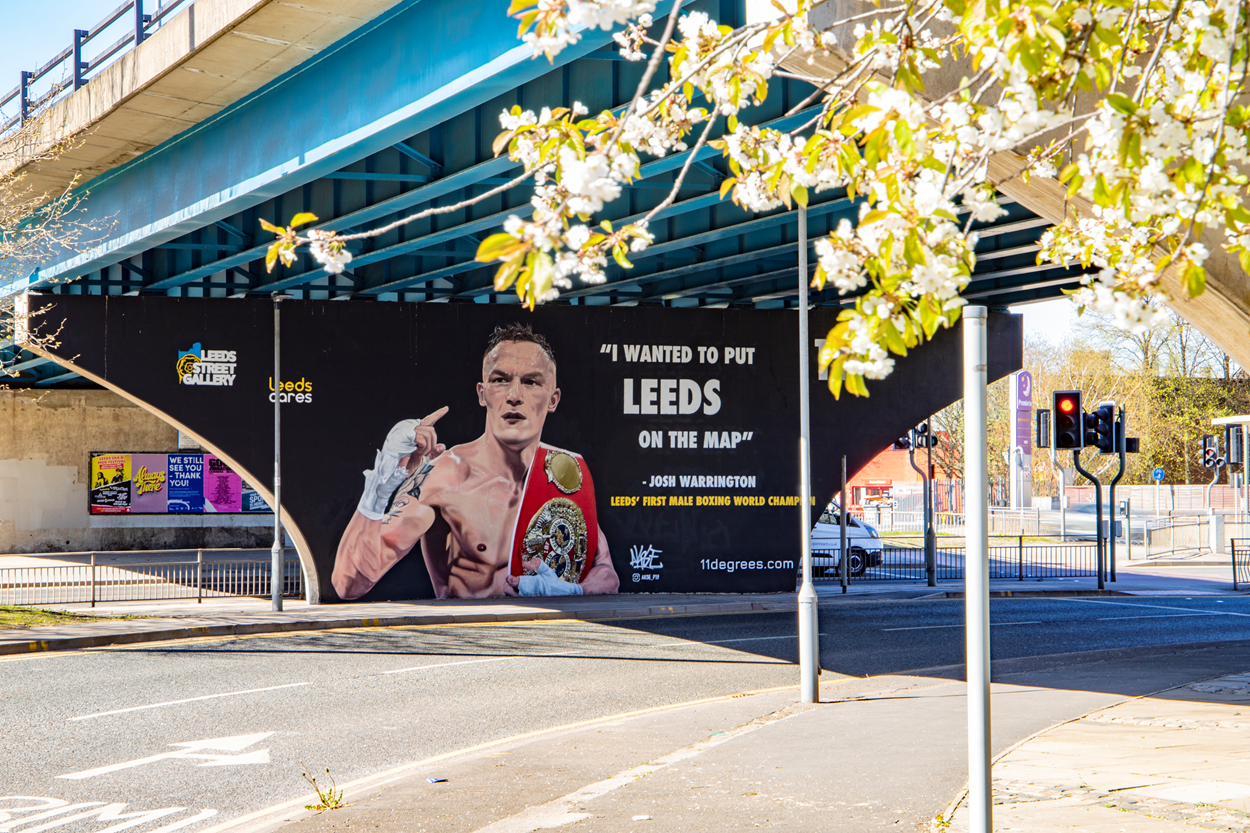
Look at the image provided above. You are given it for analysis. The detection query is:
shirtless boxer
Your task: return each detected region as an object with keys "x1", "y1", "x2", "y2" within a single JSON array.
[{"x1": 332, "y1": 324, "x2": 619, "y2": 600}]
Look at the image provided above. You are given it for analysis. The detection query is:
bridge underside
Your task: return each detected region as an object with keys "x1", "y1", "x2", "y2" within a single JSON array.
[{"x1": 2, "y1": 0, "x2": 1096, "y2": 386}]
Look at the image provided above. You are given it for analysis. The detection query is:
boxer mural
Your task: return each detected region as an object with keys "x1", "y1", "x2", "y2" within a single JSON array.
[{"x1": 333, "y1": 323, "x2": 619, "y2": 599}]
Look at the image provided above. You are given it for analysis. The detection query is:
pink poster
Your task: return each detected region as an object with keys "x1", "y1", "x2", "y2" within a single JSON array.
[
  {"x1": 130, "y1": 454, "x2": 170, "y2": 513},
  {"x1": 204, "y1": 455, "x2": 242, "y2": 512}
]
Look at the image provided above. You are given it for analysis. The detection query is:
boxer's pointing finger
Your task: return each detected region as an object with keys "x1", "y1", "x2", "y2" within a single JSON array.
[{"x1": 422, "y1": 405, "x2": 449, "y2": 425}]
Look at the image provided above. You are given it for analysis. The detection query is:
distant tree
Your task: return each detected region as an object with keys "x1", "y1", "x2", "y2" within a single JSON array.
[{"x1": 0, "y1": 114, "x2": 104, "y2": 369}]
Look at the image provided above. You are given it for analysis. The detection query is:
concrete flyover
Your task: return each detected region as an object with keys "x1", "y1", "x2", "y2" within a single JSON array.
[{"x1": 1, "y1": 0, "x2": 407, "y2": 201}]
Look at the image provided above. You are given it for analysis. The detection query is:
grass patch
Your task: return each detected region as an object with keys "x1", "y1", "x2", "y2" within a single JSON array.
[{"x1": 0, "y1": 605, "x2": 95, "y2": 629}]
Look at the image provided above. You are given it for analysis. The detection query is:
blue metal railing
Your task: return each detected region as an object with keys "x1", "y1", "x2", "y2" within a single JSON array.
[{"x1": 0, "y1": 0, "x2": 194, "y2": 135}]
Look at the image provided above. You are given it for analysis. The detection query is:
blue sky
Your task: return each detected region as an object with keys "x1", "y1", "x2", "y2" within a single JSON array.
[{"x1": 1, "y1": 0, "x2": 1080, "y2": 342}]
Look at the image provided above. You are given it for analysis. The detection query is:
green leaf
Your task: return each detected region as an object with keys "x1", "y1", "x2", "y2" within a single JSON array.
[
  {"x1": 1237, "y1": 248, "x2": 1250, "y2": 273},
  {"x1": 791, "y1": 184, "x2": 809, "y2": 208},
  {"x1": 826, "y1": 356, "x2": 845, "y2": 399},
  {"x1": 258, "y1": 219, "x2": 285, "y2": 234},
  {"x1": 289, "y1": 212, "x2": 319, "y2": 229},
  {"x1": 1181, "y1": 262, "x2": 1207, "y2": 298},
  {"x1": 476, "y1": 232, "x2": 527, "y2": 263},
  {"x1": 882, "y1": 322, "x2": 908, "y2": 356},
  {"x1": 612, "y1": 246, "x2": 633, "y2": 269},
  {"x1": 894, "y1": 121, "x2": 915, "y2": 156},
  {"x1": 1105, "y1": 93, "x2": 1137, "y2": 115},
  {"x1": 719, "y1": 177, "x2": 737, "y2": 199}
]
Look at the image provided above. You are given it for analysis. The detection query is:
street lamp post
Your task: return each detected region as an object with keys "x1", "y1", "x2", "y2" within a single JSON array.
[
  {"x1": 796, "y1": 205, "x2": 819, "y2": 705},
  {"x1": 963, "y1": 306, "x2": 992, "y2": 833},
  {"x1": 271, "y1": 293, "x2": 291, "y2": 612}
]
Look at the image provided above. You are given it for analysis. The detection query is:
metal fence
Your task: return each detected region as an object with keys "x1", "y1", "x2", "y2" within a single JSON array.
[
  {"x1": 1234, "y1": 539, "x2": 1250, "y2": 591},
  {"x1": 1, "y1": 0, "x2": 193, "y2": 133},
  {"x1": 853, "y1": 507, "x2": 1045, "y2": 536},
  {"x1": 812, "y1": 537, "x2": 1099, "y2": 583},
  {"x1": 0, "y1": 549, "x2": 302, "y2": 606}
]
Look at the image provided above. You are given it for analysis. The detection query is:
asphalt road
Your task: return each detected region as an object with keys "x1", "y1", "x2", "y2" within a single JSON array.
[{"x1": 4, "y1": 595, "x2": 1250, "y2": 833}]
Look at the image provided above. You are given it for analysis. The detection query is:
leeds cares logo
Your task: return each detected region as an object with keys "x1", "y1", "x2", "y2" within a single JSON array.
[{"x1": 176, "y1": 343, "x2": 237, "y2": 386}]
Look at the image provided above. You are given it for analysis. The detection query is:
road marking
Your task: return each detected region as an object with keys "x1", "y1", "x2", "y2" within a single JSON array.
[
  {"x1": 58, "y1": 733, "x2": 274, "y2": 780},
  {"x1": 383, "y1": 656, "x2": 520, "y2": 675},
  {"x1": 188, "y1": 682, "x2": 816, "y2": 833},
  {"x1": 70, "y1": 683, "x2": 310, "y2": 721},
  {"x1": 1097, "y1": 613, "x2": 1222, "y2": 621},
  {"x1": 1061, "y1": 598, "x2": 1250, "y2": 617},
  {"x1": 467, "y1": 709, "x2": 800, "y2": 832},
  {"x1": 883, "y1": 621, "x2": 1041, "y2": 631}
]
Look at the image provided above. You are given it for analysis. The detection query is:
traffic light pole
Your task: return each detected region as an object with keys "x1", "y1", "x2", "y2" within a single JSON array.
[
  {"x1": 1072, "y1": 450, "x2": 1104, "y2": 590},
  {"x1": 907, "y1": 442, "x2": 937, "y2": 586},
  {"x1": 1106, "y1": 407, "x2": 1127, "y2": 584}
]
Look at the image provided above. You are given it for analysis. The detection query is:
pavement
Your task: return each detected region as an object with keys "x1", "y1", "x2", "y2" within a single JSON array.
[
  {"x1": 6, "y1": 562, "x2": 1250, "y2": 832},
  {"x1": 218, "y1": 641, "x2": 1250, "y2": 833}
]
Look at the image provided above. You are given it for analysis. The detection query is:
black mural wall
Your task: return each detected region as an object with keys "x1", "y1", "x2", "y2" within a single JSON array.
[{"x1": 25, "y1": 294, "x2": 1021, "y2": 601}]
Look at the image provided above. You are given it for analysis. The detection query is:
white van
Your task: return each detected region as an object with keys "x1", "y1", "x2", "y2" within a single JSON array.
[{"x1": 810, "y1": 502, "x2": 884, "y2": 576}]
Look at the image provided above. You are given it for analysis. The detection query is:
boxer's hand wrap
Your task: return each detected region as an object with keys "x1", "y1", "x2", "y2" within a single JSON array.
[
  {"x1": 518, "y1": 561, "x2": 584, "y2": 596},
  {"x1": 357, "y1": 419, "x2": 422, "y2": 521}
]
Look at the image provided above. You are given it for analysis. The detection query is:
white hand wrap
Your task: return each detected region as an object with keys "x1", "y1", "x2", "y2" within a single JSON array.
[
  {"x1": 518, "y1": 561, "x2": 584, "y2": 596},
  {"x1": 357, "y1": 419, "x2": 422, "y2": 521}
]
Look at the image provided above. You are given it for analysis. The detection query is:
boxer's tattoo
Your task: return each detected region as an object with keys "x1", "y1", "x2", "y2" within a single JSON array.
[{"x1": 383, "y1": 461, "x2": 435, "y2": 525}]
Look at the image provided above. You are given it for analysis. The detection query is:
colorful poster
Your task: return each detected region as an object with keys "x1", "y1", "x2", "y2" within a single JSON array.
[
  {"x1": 241, "y1": 481, "x2": 271, "y2": 512},
  {"x1": 204, "y1": 455, "x2": 242, "y2": 512},
  {"x1": 129, "y1": 453, "x2": 170, "y2": 513},
  {"x1": 89, "y1": 454, "x2": 132, "y2": 514},
  {"x1": 167, "y1": 454, "x2": 205, "y2": 513}
]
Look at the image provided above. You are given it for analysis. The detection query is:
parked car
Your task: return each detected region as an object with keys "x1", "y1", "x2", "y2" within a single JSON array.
[{"x1": 810, "y1": 502, "x2": 884, "y2": 576}]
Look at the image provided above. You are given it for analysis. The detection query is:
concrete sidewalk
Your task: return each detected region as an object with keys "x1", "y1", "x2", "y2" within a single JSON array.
[
  {"x1": 226, "y1": 642, "x2": 1250, "y2": 833},
  {"x1": 946, "y1": 671, "x2": 1250, "y2": 832},
  {"x1": 2, "y1": 562, "x2": 1244, "y2": 655}
]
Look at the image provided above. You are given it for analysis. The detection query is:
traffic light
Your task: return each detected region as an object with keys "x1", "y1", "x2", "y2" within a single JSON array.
[
  {"x1": 1227, "y1": 426, "x2": 1244, "y2": 466},
  {"x1": 1053, "y1": 391, "x2": 1082, "y2": 449},
  {"x1": 912, "y1": 422, "x2": 935, "y2": 448},
  {"x1": 1085, "y1": 400, "x2": 1116, "y2": 453},
  {"x1": 1035, "y1": 409, "x2": 1051, "y2": 449},
  {"x1": 893, "y1": 436, "x2": 911, "y2": 451},
  {"x1": 1202, "y1": 435, "x2": 1219, "y2": 468}
]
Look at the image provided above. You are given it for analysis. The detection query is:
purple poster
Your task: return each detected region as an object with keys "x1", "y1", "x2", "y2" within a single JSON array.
[
  {"x1": 204, "y1": 455, "x2": 242, "y2": 512},
  {"x1": 130, "y1": 454, "x2": 170, "y2": 513}
]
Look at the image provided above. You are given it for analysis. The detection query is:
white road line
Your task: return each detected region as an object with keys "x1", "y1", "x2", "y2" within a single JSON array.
[
  {"x1": 382, "y1": 656, "x2": 519, "y2": 675},
  {"x1": 70, "y1": 683, "x2": 310, "y2": 721},
  {"x1": 1096, "y1": 613, "x2": 1221, "y2": 621},
  {"x1": 1060, "y1": 598, "x2": 1250, "y2": 617},
  {"x1": 882, "y1": 621, "x2": 1041, "y2": 632},
  {"x1": 467, "y1": 709, "x2": 797, "y2": 832}
]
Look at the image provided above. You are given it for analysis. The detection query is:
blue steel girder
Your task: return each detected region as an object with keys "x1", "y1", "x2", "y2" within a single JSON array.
[
  {"x1": 20, "y1": 0, "x2": 745, "y2": 298},
  {"x1": 240, "y1": 102, "x2": 825, "y2": 297}
]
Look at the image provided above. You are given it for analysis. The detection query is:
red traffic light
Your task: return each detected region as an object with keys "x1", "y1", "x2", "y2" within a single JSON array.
[{"x1": 1058, "y1": 398, "x2": 1076, "y2": 413}]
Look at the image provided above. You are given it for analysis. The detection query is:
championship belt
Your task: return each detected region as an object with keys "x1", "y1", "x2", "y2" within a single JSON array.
[{"x1": 509, "y1": 446, "x2": 598, "y2": 584}]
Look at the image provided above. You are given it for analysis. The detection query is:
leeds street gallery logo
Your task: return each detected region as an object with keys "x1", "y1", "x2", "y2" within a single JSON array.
[{"x1": 176, "y1": 343, "x2": 237, "y2": 386}]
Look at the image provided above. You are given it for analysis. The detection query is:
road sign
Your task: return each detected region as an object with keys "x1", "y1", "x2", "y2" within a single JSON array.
[
  {"x1": 1152, "y1": 467, "x2": 1165, "y2": 481},
  {"x1": 58, "y1": 733, "x2": 273, "y2": 780}
]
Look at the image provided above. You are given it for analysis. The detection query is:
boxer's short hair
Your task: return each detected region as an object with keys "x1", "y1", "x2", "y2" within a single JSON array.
[{"x1": 483, "y1": 323, "x2": 556, "y2": 371}]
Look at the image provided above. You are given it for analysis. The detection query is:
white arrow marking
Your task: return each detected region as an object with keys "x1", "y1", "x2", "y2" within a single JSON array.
[{"x1": 58, "y1": 733, "x2": 274, "y2": 780}]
